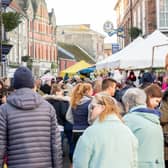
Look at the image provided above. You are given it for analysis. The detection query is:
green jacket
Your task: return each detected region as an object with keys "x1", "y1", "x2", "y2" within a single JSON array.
[{"x1": 124, "y1": 105, "x2": 165, "y2": 168}]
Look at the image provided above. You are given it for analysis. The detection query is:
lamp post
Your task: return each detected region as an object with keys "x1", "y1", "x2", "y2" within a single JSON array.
[{"x1": 130, "y1": 0, "x2": 133, "y2": 41}]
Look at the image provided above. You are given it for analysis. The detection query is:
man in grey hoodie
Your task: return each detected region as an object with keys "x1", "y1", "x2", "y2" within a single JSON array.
[{"x1": 0, "y1": 67, "x2": 62, "y2": 168}]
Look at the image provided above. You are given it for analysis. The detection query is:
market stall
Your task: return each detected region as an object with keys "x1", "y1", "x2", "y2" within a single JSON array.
[
  {"x1": 96, "y1": 30, "x2": 168, "y2": 70},
  {"x1": 60, "y1": 60, "x2": 91, "y2": 77}
]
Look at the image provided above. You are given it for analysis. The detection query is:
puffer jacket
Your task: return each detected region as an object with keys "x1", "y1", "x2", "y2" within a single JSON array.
[{"x1": 0, "y1": 88, "x2": 62, "y2": 168}]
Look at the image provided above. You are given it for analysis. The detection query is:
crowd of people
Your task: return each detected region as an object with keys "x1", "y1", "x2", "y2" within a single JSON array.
[{"x1": 0, "y1": 66, "x2": 168, "y2": 168}]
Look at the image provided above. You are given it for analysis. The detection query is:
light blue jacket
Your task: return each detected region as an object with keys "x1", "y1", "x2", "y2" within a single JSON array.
[
  {"x1": 123, "y1": 105, "x2": 165, "y2": 168},
  {"x1": 73, "y1": 114, "x2": 138, "y2": 168}
]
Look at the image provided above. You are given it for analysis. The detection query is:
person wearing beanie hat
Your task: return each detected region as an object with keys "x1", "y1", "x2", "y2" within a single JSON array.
[
  {"x1": 0, "y1": 66, "x2": 63, "y2": 168},
  {"x1": 13, "y1": 66, "x2": 34, "y2": 89},
  {"x1": 140, "y1": 72, "x2": 155, "y2": 89}
]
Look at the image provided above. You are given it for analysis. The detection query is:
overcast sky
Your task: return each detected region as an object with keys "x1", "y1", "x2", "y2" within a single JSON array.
[{"x1": 46, "y1": 0, "x2": 117, "y2": 42}]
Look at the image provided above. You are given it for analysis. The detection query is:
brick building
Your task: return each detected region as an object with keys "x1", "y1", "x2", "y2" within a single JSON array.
[
  {"x1": 8, "y1": 0, "x2": 57, "y2": 76},
  {"x1": 57, "y1": 46, "x2": 76, "y2": 72},
  {"x1": 7, "y1": 1, "x2": 28, "y2": 66},
  {"x1": 57, "y1": 42, "x2": 96, "y2": 72},
  {"x1": 115, "y1": 0, "x2": 168, "y2": 47}
]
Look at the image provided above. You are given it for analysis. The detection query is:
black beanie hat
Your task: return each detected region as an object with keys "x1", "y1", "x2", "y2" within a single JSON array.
[
  {"x1": 13, "y1": 66, "x2": 34, "y2": 89},
  {"x1": 141, "y1": 72, "x2": 154, "y2": 84}
]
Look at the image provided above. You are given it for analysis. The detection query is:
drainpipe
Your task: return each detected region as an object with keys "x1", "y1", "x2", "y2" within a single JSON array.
[{"x1": 130, "y1": 0, "x2": 133, "y2": 41}]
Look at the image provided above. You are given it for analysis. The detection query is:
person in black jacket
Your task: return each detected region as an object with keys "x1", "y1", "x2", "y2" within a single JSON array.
[
  {"x1": 40, "y1": 80, "x2": 51, "y2": 94},
  {"x1": 44, "y1": 84, "x2": 73, "y2": 163}
]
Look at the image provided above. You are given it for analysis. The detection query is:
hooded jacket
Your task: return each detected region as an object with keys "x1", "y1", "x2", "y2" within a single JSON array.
[
  {"x1": 0, "y1": 88, "x2": 62, "y2": 168},
  {"x1": 123, "y1": 105, "x2": 164, "y2": 168}
]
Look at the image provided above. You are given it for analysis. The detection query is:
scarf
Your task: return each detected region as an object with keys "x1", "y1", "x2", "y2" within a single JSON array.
[{"x1": 131, "y1": 107, "x2": 161, "y2": 117}]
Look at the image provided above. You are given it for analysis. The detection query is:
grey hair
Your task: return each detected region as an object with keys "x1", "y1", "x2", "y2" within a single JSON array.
[{"x1": 122, "y1": 88, "x2": 147, "y2": 111}]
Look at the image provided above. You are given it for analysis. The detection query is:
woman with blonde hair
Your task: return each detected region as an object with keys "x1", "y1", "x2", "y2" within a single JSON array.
[
  {"x1": 73, "y1": 95, "x2": 138, "y2": 168},
  {"x1": 66, "y1": 82, "x2": 93, "y2": 162}
]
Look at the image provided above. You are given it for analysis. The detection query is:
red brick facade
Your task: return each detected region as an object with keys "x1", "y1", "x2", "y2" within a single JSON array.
[
  {"x1": 28, "y1": 4, "x2": 57, "y2": 62},
  {"x1": 115, "y1": 0, "x2": 157, "y2": 46},
  {"x1": 146, "y1": 0, "x2": 157, "y2": 34},
  {"x1": 59, "y1": 59, "x2": 76, "y2": 72}
]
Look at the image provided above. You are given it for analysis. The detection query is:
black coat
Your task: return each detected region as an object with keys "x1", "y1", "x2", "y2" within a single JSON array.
[{"x1": 45, "y1": 95, "x2": 70, "y2": 126}]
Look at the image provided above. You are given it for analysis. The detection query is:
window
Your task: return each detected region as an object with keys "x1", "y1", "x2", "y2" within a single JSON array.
[
  {"x1": 133, "y1": 11, "x2": 137, "y2": 27},
  {"x1": 142, "y1": 0, "x2": 146, "y2": 34},
  {"x1": 46, "y1": 45, "x2": 48, "y2": 60},
  {"x1": 120, "y1": 0, "x2": 124, "y2": 20},
  {"x1": 159, "y1": 0, "x2": 168, "y2": 27},
  {"x1": 137, "y1": 6, "x2": 141, "y2": 28},
  {"x1": 30, "y1": 21, "x2": 33, "y2": 31},
  {"x1": 124, "y1": 0, "x2": 129, "y2": 11},
  {"x1": 38, "y1": 44, "x2": 40, "y2": 60}
]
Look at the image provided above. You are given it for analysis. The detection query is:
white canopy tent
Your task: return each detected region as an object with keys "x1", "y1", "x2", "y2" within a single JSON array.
[
  {"x1": 107, "y1": 36, "x2": 145, "y2": 69},
  {"x1": 120, "y1": 30, "x2": 168, "y2": 69},
  {"x1": 96, "y1": 36, "x2": 144, "y2": 70},
  {"x1": 152, "y1": 44, "x2": 168, "y2": 67},
  {"x1": 96, "y1": 59, "x2": 107, "y2": 70},
  {"x1": 96, "y1": 30, "x2": 168, "y2": 70}
]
